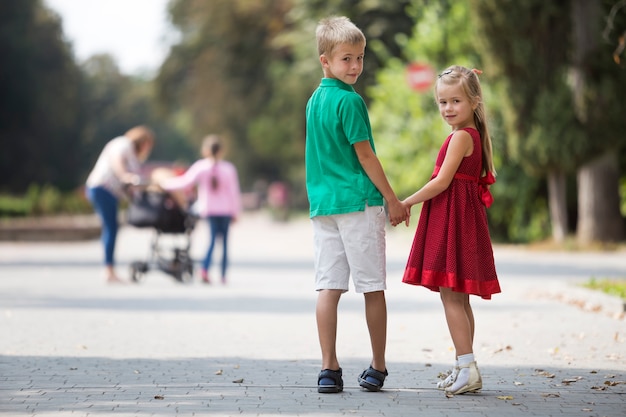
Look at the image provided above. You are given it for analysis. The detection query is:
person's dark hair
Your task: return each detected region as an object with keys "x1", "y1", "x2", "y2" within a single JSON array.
[{"x1": 202, "y1": 135, "x2": 222, "y2": 190}]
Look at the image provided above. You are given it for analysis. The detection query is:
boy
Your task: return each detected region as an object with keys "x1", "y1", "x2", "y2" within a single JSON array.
[{"x1": 305, "y1": 16, "x2": 408, "y2": 394}]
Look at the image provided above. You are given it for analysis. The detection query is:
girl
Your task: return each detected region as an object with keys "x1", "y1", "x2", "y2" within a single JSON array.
[
  {"x1": 160, "y1": 135, "x2": 241, "y2": 284},
  {"x1": 401, "y1": 66, "x2": 500, "y2": 395}
]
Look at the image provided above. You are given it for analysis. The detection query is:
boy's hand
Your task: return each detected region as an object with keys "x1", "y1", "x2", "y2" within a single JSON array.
[{"x1": 387, "y1": 198, "x2": 407, "y2": 227}]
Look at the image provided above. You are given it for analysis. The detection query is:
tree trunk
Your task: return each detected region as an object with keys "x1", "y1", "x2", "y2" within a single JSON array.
[
  {"x1": 547, "y1": 170, "x2": 568, "y2": 242},
  {"x1": 571, "y1": 0, "x2": 624, "y2": 244},
  {"x1": 577, "y1": 153, "x2": 624, "y2": 244}
]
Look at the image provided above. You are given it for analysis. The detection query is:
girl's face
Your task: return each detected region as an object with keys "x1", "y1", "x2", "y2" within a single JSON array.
[
  {"x1": 320, "y1": 42, "x2": 365, "y2": 85},
  {"x1": 436, "y1": 82, "x2": 477, "y2": 131}
]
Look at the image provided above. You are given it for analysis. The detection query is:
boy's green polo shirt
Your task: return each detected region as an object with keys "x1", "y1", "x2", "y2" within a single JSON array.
[{"x1": 305, "y1": 78, "x2": 384, "y2": 218}]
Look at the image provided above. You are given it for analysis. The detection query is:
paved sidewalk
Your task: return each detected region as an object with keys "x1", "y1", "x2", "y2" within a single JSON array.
[{"x1": 0, "y1": 212, "x2": 624, "y2": 416}]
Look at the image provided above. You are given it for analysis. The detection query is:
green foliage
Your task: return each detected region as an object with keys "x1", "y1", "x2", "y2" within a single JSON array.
[
  {"x1": 77, "y1": 54, "x2": 197, "y2": 181},
  {"x1": 368, "y1": 0, "x2": 565, "y2": 243},
  {"x1": 0, "y1": 184, "x2": 92, "y2": 218},
  {"x1": 0, "y1": 195, "x2": 31, "y2": 217},
  {"x1": 368, "y1": 1, "x2": 479, "y2": 202},
  {"x1": 621, "y1": 176, "x2": 626, "y2": 217},
  {"x1": 584, "y1": 277, "x2": 626, "y2": 300},
  {"x1": 158, "y1": 0, "x2": 417, "y2": 197},
  {"x1": 369, "y1": 59, "x2": 447, "y2": 198},
  {"x1": 0, "y1": 0, "x2": 83, "y2": 192}
]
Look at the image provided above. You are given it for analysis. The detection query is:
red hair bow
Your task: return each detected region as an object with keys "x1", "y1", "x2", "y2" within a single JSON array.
[{"x1": 478, "y1": 172, "x2": 496, "y2": 208}]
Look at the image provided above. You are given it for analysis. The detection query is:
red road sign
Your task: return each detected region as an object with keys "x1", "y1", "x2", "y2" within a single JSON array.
[{"x1": 406, "y1": 63, "x2": 435, "y2": 92}]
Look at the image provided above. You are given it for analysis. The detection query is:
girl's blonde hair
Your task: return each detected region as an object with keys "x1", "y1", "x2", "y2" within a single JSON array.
[
  {"x1": 435, "y1": 66, "x2": 495, "y2": 176},
  {"x1": 316, "y1": 16, "x2": 365, "y2": 57}
]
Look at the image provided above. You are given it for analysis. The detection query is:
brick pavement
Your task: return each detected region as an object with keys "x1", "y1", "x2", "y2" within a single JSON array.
[{"x1": 0, "y1": 212, "x2": 624, "y2": 416}]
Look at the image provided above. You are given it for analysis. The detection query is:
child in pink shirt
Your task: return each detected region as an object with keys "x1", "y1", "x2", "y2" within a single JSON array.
[{"x1": 161, "y1": 135, "x2": 242, "y2": 284}]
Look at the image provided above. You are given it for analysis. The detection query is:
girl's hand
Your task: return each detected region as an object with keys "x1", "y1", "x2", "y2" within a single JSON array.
[{"x1": 402, "y1": 201, "x2": 412, "y2": 227}]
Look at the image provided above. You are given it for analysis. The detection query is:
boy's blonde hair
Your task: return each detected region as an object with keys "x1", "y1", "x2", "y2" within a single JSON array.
[{"x1": 316, "y1": 16, "x2": 365, "y2": 57}]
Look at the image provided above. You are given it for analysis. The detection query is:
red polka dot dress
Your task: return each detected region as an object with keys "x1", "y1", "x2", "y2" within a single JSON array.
[{"x1": 402, "y1": 127, "x2": 500, "y2": 299}]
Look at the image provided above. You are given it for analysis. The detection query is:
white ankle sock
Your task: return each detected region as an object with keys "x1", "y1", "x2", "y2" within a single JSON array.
[
  {"x1": 458, "y1": 353, "x2": 474, "y2": 365},
  {"x1": 448, "y1": 354, "x2": 474, "y2": 392}
]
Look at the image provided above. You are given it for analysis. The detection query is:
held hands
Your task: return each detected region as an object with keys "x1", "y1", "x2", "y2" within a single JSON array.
[{"x1": 387, "y1": 198, "x2": 411, "y2": 227}]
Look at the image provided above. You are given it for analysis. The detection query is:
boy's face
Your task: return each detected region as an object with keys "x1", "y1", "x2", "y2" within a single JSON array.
[{"x1": 320, "y1": 42, "x2": 365, "y2": 85}]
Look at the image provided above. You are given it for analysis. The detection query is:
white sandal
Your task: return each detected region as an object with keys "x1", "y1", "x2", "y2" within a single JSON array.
[
  {"x1": 444, "y1": 361, "x2": 482, "y2": 395},
  {"x1": 436, "y1": 366, "x2": 459, "y2": 389}
]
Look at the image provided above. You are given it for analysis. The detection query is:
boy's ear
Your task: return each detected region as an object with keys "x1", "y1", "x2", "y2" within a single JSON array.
[{"x1": 319, "y1": 54, "x2": 329, "y2": 67}]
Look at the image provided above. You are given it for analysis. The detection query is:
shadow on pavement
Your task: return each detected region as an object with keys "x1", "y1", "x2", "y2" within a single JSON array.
[{"x1": 1, "y1": 356, "x2": 624, "y2": 416}]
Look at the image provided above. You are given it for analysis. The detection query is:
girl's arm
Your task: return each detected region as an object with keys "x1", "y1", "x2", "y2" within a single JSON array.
[
  {"x1": 160, "y1": 160, "x2": 203, "y2": 191},
  {"x1": 403, "y1": 129, "x2": 474, "y2": 207}
]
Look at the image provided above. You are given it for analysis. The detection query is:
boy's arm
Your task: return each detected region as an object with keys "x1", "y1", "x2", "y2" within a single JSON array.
[{"x1": 353, "y1": 141, "x2": 409, "y2": 226}]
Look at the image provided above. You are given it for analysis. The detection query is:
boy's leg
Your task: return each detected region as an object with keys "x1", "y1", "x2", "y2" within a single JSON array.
[
  {"x1": 364, "y1": 290, "x2": 387, "y2": 372},
  {"x1": 316, "y1": 289, "x2": 342, "y2": 370}
]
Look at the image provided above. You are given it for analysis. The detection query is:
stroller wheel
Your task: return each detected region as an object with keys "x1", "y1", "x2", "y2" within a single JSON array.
[
  {"x1": 130, "y1": 261, "x2": 148, "y2": 283},
  {"x1": 175, "y1": 261, "x2": 193, "y2": 284}
]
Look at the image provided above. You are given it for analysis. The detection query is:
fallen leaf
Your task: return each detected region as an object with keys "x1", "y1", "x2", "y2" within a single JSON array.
[
  {"x1": 562, "y1": 377, "x2": 583, "y2": 384},
  {"x1": 497, "y1": 395, "x2": 514, "y2": 400},
  {"x1": 215, "y1": 369, "x2": 223, "y2": 375},
  {"x1": 494, "y1": 345, "x2": 513, "y2": 354},
  {"x1": 514, "y1": 381, "x2": 524, "y2": 386},
  {"x1": 591, "y1": 386, "x2": 607, "y2": 391},
  {"x1": 534, "y1": 370, "x2": 556, "y2": 378},
  {"x1": 541, "y1": 393, "x2": 560, "y2": 398},
  {"x1": 582, "y1": 408, "x2": 593, "y2": 412},
  {"x1": 232, "y1": 378, "x2": 244, "y2": 383},
  {"x1": 154, "y1": 395, "x2": 164, "y2": 400}
]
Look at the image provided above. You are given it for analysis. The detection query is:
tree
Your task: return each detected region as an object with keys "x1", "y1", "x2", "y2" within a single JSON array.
[
  {"x1": 0, "y1": 0, "x2": 83, "y2": 191},
  {"x1": 156, "y1": 0, "x2": 295, "y2": 189},
  {"x1": 77, "y1": 54, "x2": 196, "y2": 181},
  {"x1": 157, "y1": 0, "x2": 416, "y2": 203},
  {"x1": 470, "y1": 0, "x2": 625, "y2": 244},
  {"x1": 573, "y1": 0, "x2": 625, "y2": 244}
]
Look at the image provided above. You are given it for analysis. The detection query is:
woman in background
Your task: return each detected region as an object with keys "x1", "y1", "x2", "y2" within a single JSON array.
[{"x1": 86, "y1": 125, "x2": 155, "y2": 284}]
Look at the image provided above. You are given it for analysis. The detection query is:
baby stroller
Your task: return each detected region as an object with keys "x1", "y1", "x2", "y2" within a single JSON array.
[{"x1": 126, "y1": 189, "x2": 196, "y2": 283}]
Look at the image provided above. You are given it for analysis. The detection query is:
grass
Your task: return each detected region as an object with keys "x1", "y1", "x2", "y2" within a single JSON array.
[{"x1": 583, "y1": 278, "x2": 626, "y2": 300}]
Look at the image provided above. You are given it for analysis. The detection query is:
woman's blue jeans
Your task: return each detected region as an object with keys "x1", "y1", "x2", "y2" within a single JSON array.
[
  {"x1": 204, "y1": 215, "x2": 232, "y2": 278},
  {"x1": 86, "y1": 186, "x2": 119, "y2": 266}
]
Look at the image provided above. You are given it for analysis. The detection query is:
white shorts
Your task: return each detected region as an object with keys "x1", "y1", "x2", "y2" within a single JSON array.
[{"x1": 312, "y1": 205, "x2": 387, "y2": 293}]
